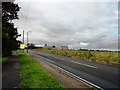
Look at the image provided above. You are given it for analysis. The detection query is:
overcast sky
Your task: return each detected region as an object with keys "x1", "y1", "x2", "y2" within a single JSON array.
[{"x1": 13, "y1": 0, "x2": 119, "y2": 50}]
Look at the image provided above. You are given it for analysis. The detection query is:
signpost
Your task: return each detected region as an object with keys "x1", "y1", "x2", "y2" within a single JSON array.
[{"x1": 20, "y1": 44, "x2": 26, "y2": 49}]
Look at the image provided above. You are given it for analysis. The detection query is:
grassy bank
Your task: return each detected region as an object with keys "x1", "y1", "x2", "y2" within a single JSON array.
[
  {"x1": 17, "y1": 50, "x2": 64, "y2": 88},
  {"x1": 34, "y1": 48, "x2": 119, "y2": 66},
  {"x1": 0, "y1": 57, "x2": 8, "y2": 63}
]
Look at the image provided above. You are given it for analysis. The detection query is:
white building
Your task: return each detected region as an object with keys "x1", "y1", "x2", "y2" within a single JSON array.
[{"x1": 60, "y1": 46, "x2": 69, "y2": 50}]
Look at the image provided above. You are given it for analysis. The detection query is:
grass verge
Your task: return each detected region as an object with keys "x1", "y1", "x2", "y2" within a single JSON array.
[
  {"x1": 0, "y1": 57, "x2": 8, "y2": 63},
  {"x1": 17, "y1": 50, "x2": 64, "y2": 88}
]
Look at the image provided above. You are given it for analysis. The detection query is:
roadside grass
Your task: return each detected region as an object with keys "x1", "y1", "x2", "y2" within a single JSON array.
[
  {"x1": 0, "y1": 57, "x2": 8, "y2": 63},
  {"x1": 17, "y1": 50, "x2": 64, "y2": 88},
  {"x1": 34, "y1": 48, "x2": 119, "y2": 66}
]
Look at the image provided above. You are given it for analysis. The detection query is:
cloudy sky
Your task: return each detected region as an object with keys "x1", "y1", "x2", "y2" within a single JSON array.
[{"x1": 13, "y1": 0, "x2": 119, "y2": 50}]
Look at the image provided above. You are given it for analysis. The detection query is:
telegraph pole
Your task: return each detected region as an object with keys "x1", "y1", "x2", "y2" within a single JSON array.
[
  {"x1": 27, "y1": 31, "x2": 31, "y2": 53},
  {"x1": 23, "y1": 30, "x2": 24, "y2": 44},
  {"x1": 27, "y1": 32, "x2": 28, "y2": 53},
  {"x1": 23, "y1": 30, "x2": 24, "y2": 52}
]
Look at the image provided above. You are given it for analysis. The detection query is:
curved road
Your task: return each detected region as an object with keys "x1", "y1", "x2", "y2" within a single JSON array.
[{"x1": 29, "y1": 50, "x2": 119, "y2": 89}]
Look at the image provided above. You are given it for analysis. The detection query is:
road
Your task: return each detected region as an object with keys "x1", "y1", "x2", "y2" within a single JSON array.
[{"x1": 29, "y1": 50, "x2": 119, "y2": 89}]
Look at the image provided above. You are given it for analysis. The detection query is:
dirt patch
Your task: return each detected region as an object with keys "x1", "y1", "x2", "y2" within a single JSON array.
[{"x1": 31, "y1": 55, "x2": 91, "y2": 89}]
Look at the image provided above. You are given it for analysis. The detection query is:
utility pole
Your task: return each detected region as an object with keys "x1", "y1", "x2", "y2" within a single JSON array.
[
  {"x1": 23, "y1": 30, "x2": 24, "y2": 52},
  {"x1": 23, "y1": 30, "x2": 24, "y2": 44},
  {"x1": 27, "y1": 31, "x2": 31, "y2": 53},
  {"x1": 27, "y1": 32, "x2": 28, "y2": 53}
]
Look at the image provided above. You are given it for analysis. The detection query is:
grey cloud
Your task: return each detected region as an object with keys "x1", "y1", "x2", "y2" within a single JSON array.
[{"x1": 14, "y1": 1, "x2": 118, "y2": 50}]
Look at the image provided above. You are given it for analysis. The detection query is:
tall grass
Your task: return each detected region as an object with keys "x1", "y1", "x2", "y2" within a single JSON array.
[{"x1": 34, "y1": 48, "x2": 119, "y2": 66}]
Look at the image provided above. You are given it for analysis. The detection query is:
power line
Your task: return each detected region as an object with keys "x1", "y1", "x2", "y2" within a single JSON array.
[
  {"x1": 21, "y1": 0, "x2": 30, "y2": 44},
  {"x1": 24, "y1": 0, "x2": 30, "y2": 31}
]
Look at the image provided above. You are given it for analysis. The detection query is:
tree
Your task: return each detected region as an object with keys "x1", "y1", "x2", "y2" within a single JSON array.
[
  {"x1": 2, "y1": 2, "x2": 21, "y2": 56},
  {"x1": 27, "y1": 43, "x2": 36, "y2": 49}
]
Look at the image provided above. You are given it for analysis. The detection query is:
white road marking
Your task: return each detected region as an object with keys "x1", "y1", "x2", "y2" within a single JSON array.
[
  {"x1": 32, "y1": 52, "x2": 103, "y2": 90},
  {"x1": 32, "y1": 51, "x2": 98, "y2": 69},
  {"x1": 41, "y1": 59, "x2": 103, "y2": 90},
  {"x1": 54, "y1": 56, "x2": 98, "y2": 69},
  {"x1": 71, "y1": 61, "x2": 98, "y2": 69},
  {"x1": 54, "y1": 57, "x2": 65, "y2": 60}
]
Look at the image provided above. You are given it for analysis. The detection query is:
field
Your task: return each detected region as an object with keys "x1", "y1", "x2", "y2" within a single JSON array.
[
  {"x1": 17, "y1": 51, "x2": 64, "y2": 88},
  {"x1": 34, "y1": 48, "x2": 119, "y2": 66}
]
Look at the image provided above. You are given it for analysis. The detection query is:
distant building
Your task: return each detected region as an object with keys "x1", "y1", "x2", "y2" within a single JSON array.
[
  {"x1": 35, "y1": 45, "x2": 44, "y2": 47},
  {"x1": 44, "y1": 44, "x2": 47, "y2": 47},
  {"x1": 61, "y1": 46, "x2": 69, "y2": 50},
  {"x1": 44, "y1": 44, "x2": 68, "y2": 50},
  {"x1": 44, "y1": 44, "x2": 55, "y2": 49}
]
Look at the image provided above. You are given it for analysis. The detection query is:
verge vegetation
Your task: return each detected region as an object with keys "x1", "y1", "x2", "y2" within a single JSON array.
[
  {"x1": 34, "y1": 48, "x2": 119, "y2": 66},
  {"x1": 0, "y1": 57, "x2": 8, "y2": 63},
  {"x1": 17, "y1": 50, "x2": 64, "y2": 88}
]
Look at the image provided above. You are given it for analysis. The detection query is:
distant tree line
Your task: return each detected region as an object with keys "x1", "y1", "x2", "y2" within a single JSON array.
[{"x1": 2, "y1": 2, "x2": 21, "y2": 56}]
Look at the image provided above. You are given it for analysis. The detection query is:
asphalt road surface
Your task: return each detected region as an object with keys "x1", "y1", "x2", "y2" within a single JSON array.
[{"x1": 29, "y1": 50, "x2": 119, "y2": 89}]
